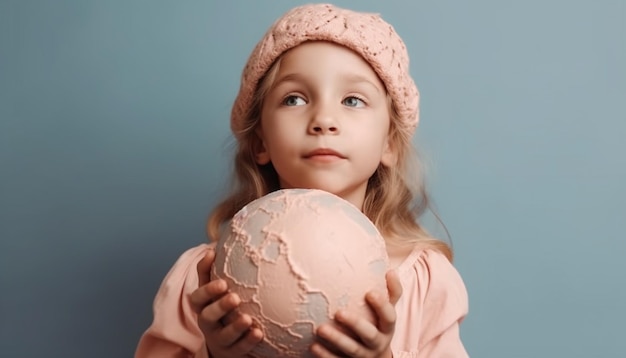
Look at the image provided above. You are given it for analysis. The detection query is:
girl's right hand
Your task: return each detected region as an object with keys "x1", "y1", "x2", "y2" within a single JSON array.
[{"x1": 190, "y1": 249, "x2": 264, "y2": 357}]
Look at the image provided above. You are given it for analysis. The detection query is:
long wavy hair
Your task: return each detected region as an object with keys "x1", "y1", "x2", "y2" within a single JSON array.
[{"x1": 207, "y1": 57, "x2": 453, "y2": 261}]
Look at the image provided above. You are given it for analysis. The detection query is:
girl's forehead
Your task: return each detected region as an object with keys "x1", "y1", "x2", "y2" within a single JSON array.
[{"x1": 273, "y1": 42, "x2": 386, "y2": 89}]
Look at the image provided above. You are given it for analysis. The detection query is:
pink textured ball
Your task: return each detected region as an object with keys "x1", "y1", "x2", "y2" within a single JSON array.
[{"x1": 211, "y1": 189, "x2": 389, "y2": 357}]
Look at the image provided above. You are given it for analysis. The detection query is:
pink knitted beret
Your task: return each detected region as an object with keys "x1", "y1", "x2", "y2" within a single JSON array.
[{"x1": 230, "y1": 3, "x2": 420, "y2": 136}]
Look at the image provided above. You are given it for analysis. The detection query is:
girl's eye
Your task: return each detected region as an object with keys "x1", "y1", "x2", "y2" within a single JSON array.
[
  {"x1": 282, "y1": 95, "x2": 306, "y2": 106},
  {"x1": 342, "y1": 96, "x2": 366, "y2": 108}
]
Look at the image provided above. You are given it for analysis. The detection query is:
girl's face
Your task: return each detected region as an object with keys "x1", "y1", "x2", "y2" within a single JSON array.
[{"x1": 257, "y1": 41, "x2": 394, "y2": 209}]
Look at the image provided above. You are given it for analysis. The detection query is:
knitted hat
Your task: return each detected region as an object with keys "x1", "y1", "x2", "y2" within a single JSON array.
[{"x1": 230, "y1": 3, "x2": 419, "y2": 136}]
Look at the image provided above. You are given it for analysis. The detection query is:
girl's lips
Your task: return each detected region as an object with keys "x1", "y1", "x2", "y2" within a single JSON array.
[
  {"x1": 304, "y1": 148, "x2": 346, "y2": 159},
  {"x1": 303, "y1": 148, "x2": 346, "y2": 162}
]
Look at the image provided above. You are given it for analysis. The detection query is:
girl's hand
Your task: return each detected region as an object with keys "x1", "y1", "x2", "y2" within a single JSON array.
[
  {"x1": 310, "y1": 270, "x2": 403, "y2": 358},
  {"x1": 189, "y1": 249, "x2": 264, "y2": 358}
]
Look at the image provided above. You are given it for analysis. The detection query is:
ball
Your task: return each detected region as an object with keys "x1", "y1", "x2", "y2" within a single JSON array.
[{"x1": 211, "y1": 189, "x2": 389, "y2": 357}]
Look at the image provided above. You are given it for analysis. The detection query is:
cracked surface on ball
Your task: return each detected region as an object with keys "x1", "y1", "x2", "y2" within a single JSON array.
[{"x1": 212, "y1": 189, "x2": 389, "y2": 358}]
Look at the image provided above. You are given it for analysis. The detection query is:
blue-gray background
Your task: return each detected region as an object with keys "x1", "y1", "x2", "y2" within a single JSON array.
[{"x1": 1, "y1": 0, "x2": 624, "y2": 357}]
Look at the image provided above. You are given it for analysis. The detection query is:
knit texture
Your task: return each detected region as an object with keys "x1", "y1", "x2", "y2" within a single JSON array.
[{"x1": 230, "y1": 3, "x2": 420, "y2": 137}]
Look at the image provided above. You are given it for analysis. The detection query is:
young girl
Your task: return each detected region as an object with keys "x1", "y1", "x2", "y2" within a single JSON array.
[{"x1": 136, "y1": 3, "x2": 468, "y2": 358}]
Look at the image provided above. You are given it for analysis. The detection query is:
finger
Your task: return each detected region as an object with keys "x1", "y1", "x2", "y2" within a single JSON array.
[
  {"x1": 310, "y1": 342, "x2": 335, "y2": 358},
  {"x1": 333, "y1": 309, "x2": 381, "y2": 350},
  {"x1": 197, "y1": 292, "x2": 241, "y2": 332},
  {"x1": 217, "y1": 313, "x2": 260, "y2": 347},
  {"x1": 317, "y1": 317, "x2": 366, "y2": 357},
  {"x1": 196, "y1": 249, "x2": 216, "y2": 286},
  {"x1": 226, "y1": 326, "x2": 265, "y2": 356},
  {"x1": 310, "y1": 333, "x2": 343, "y2": 358},
  {"x1": 385, "y1": 270, "x2": 403, "y2": 305},
  {"x1": 365, "y1": 290, "x2": 397, "y2": 335},
  {"x1": 221, "y1": 308, "x2": 239, "y2": 326},
  {"x1": 189, "y1": 279, "x2": 228, "y2": 313}
]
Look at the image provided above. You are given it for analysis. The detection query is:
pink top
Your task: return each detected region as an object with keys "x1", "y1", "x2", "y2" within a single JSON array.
[{"x1": 135, "y1": 243, "x2": 469, "y2": 358}]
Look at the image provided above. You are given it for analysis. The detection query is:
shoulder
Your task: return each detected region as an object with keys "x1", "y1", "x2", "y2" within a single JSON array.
[
  {"x1": 396, "y1": 247, "x2": 468, "y2": 312},
  {"x1": 135, "y1": 243, "x2": 215, "y2": 357},
  {"x1": 391, "y1": 248, "x2": 469, "y2": 355},
  {"x1": 153, "y1": 243, "x2": 215, "y2": 304}
]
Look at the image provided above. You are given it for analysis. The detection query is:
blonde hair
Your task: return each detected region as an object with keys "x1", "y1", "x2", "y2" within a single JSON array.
[{"x1": 207, "y1": 58, "x2": 453, "y2": 261}]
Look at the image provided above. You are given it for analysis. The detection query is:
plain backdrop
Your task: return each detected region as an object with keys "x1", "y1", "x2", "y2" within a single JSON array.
[{"x1": 1, "y1": 0, "x2": 624, "y2": 357}]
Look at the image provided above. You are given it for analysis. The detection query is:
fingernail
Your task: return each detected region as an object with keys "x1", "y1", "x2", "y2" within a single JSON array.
[{"x1": 335, "y1": 310, "x2": 345, "y2": 319}]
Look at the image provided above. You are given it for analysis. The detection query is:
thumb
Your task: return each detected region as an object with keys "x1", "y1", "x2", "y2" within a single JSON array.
[
  {"x1": 196, "y1": 248, "x2": 216, "y2": 286},
  {"x1": 385, "y1": 270, "x2": 403, "y2": 305}
]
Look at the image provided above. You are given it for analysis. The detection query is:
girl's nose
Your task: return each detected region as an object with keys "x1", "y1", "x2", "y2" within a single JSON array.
[{"x1": 308, "y1": 106, "x2": 340, "y2": 135}]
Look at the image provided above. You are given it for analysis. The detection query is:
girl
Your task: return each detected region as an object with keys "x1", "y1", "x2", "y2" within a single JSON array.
[{"x1": 136, "y1": 3, "x2": 469, "y2": 358}]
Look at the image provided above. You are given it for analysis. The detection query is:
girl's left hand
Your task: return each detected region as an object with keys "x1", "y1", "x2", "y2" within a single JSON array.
[{"x1": 310, "y1": 270, "x2": 403, "y2": 358}]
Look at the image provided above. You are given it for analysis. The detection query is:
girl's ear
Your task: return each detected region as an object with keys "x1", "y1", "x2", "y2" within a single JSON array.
[
  {"x1": 256, "y1": 147, "x2": 271, "y2": 165},
  {"x1": 254, "y1": 130, "x2": 271, "y2": 165},
  {"x1": 380, "y1": 137, "x2": 397, "y2": 167}
]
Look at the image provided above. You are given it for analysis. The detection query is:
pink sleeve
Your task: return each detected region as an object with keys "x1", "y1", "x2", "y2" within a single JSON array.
[
  {"x1": 135, "y1": 243, "x2": 214, "y2": 358},
  {"x1": 392, "y1": 249, "x2": 469, "y2": 358}
]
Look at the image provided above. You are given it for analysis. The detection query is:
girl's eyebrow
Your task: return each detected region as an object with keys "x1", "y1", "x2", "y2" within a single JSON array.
[
  {"x1": 341, "y1": 74, "x2": 383, "y2": 94},
  {"x1": 272, "y1": 73, "x2": 304, "y2": 88},
  {"x1": 272, "y1": 73, "x2": 382, "y2": 93}
]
